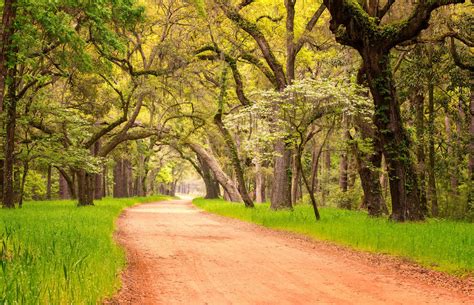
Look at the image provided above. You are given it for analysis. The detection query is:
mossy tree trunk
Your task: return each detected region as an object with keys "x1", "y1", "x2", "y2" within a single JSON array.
[
  {"x1": 322, "y1": 0, "x2": 464, "y2": 220},
  {"x1": 2, "y1": 74, "x2": 17, "y2": 208},
  {"x1": 363, "y1": 50, "x2": 424, "y2": 221},
  {"x1": 350, "y1": 120, "x2": 388, "y2": 217},
  {"x1": 214, "y1": 67, "x2": 254, "y2": 208}
]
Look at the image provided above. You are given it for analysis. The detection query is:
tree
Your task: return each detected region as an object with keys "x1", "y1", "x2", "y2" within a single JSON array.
[
  {"x1": 322, "y1": 0, "x2": 465, "y2": 221},
  {"x1": 209, "y1": 0, "x2": 326, "y2": 210}
]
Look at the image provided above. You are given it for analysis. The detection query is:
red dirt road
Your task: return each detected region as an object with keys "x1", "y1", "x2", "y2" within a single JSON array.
[{"x1": 110, "y1": 200, "x2": 473, "y2": 305}]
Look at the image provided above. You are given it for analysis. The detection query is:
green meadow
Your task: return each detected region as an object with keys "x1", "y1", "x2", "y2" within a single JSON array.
[
  {"x1": 193, "y1": 198, "x2": 474, "y2": 276},
  {"x1": 0, "y1": 196, "x2": 170, "y2": 305}
]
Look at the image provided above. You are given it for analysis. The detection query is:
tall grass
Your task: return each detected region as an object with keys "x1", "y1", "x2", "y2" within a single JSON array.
[
  {"x1": 194, "y1": 198, "x2": 474, "y2": 276},
  {"x1": 0, "y1": 196, "x2": 171, "y2": 304}
]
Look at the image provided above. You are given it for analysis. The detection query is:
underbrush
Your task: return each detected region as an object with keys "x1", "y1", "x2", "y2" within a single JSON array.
[
  {"x1": 194, "y1": 198, "x2": 473, "y2": 276},
  {"x1": 0, "y1": 195, "x2": 171, "y2": 304}
]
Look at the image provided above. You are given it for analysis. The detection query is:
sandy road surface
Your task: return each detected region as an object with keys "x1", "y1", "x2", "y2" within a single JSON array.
[{"x1": 109, "y1": 200, "x2": 472, "y2": 305}]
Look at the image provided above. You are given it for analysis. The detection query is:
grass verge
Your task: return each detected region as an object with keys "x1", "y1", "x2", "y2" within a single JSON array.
[
  {"x1": 193, "y1": 198, "x2": 473, "y2": 276},
  {"x1": 0, "y1": 195, "x2": 171, "y2": 304}
]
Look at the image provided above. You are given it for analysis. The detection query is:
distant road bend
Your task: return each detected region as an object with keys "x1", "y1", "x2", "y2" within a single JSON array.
[{"x1": 109, "y1": 200, "x2": 472, "y2": 305}]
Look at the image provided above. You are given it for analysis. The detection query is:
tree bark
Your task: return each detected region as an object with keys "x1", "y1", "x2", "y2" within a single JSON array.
[
  {"x1": 414, "y1": 92, "x2": 428, "y2": 214},
  {"x1": 339, "y1": 113, "x2": 349, "y2": 196},
  {"x1": 18, "y1": 160, "x2": 28, "y2": 208},
  {"x1": 427, "y1": 82, "x2": 438, "y2": 217},
  {"x1": 0, "y1": 0, "x2": 18, "y2": 113},
  {"x1": 214, "y1": 114, "x2": 254, "y2": 207},
  {"x1": 124, "y1": 159, "x2": 132, "y2": 197},
  {"x1": 468, "y1": 83, "x2": 474, "y2": 213},
  {"x1": 363, "y1": 50, "x2": 424, "y2": 221},
  {"x1": 291, "y1": 152, "x2": 301, "y2": 205},
  {"x1": 77, "y1": 169, "x2": 94, "y2": 206},
  {"x1": 198, "y1": 155, "x2": 220, "y2": 199},
  {"x1": 444, "y1": 114, "x2": 459, "y2": 195},
  {"x1": 295, "y1": 148, "x2": 321, "y2": 220},
  {"x1": 2, "y1": 68, "x2": 18, "y2": 208},
  {"x1": 355, "y1": 66, "x2": 388, "y2": 216},
  {"x1": 255, "y1": 160, "x2": 265, "y2": 203},
  {"x1": 113, "y1": 159, "x2": 124, "y2": 198},
  {"x1": 310, "y1": 141, "x2": 322, "y2": 194},
  {"x1": 189, "y1": 143, "x2": 242, "y2": 203},
  {"x1": 102, "y1": 166, "x2": 108, "y2": 197},
  {"x1": 321, "y1": 144, "x2": 331, "y2": 205},
  {"x1": 93, "y1": 141, "x2": 103, "y2": 200},
  {"x1": 46, "y1": 165, "x2": 52, "y2": 200},
  {"x1": 0, "y1": 160, "x2": 3, "y2": 202},
  {"x1": 0, "y1": 0, "x2": 18, "y2": 208},
  {"x1": 350, "y1": 121, "x2": 388, "y2": 216},
  {"x1": 59, "y1": 170, "x2": 71, "y2": 199},
  {"x1": 271, "y1": 141, "x2": 292, "y2": 210}
]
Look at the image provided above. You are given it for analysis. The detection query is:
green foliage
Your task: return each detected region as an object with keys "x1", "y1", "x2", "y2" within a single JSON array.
[
  {"x1": 156, "y1": 163, "x2": 174, "y2": 184},
  {"x1": 22, "y1": 170, "x2": 47, "y2": 201},
  {"x1": 188, "y1": 0, "x2": 207, "y2": 18},
  {"x1": 224, "y1": 78, "x2": 372, "y2": 162},
  {"x1": 194, "y1": 198, "x2": 474, "y2": 275},
  {"x1": 0, "y1": 196, "x2": 171, "y2": 304}
]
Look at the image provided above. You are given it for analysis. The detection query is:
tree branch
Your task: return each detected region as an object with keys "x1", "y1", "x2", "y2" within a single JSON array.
[
  {"x1": 294, "y1": 4, "x2": 326, "y2": 56},
  {"x1": 215, "y1": 0, "x2": 287, "y2": 89}
]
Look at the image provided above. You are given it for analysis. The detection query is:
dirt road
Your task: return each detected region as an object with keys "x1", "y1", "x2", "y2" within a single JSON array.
[{"x1": 110, "y1": 200, "x2": 472, "y2": 305}]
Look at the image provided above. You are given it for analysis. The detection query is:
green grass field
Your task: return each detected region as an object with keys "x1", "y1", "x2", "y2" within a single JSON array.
[
  {"x1": 0, "y1": 196, "x2": 171, "y2": 305},
  {"x1": 193, "y1": 198, "x2": 474, "y2": 276}
]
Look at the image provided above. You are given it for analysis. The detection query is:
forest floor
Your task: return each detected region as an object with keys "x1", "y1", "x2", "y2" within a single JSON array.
[{"x1": 109, "y1": 199, "x2": 473, "y2": 305}]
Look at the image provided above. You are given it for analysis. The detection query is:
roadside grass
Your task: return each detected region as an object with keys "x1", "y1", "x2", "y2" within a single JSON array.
[
  {"x1": 0, "y1": 195, "x2": 171, "y2": 305},
  {"x1": 193, "y1": 198, "x2": 474, "y2": 276}
]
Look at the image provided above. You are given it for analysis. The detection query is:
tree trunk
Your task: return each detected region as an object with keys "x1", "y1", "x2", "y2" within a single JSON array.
[
  {"x1": 468, "y1": 83, "x2": 474, "y2": 213},
  {"x1": 350, "y1": 121, "x2": 388, "y2": 216},
  {"x1": 271, "y1": 141, "x2": 292, "y2": 210},
  {"x1": 295, "y1": 143, "x2": 321, "y2": 220},
  {"x1": 0, "y1": 0, "x2": 18, "y2": 208},
  {"x1": 0, "y1": 160, "x2": 4, "y2": 203},
  {"x1": 414, "y1": 92, "x2": 428, "y2": 213},
  {"x1": 102, "y1": 166, "x2": 108, "y2": 197},
  {"x1": 113, "y1": 159, "x2": 124, "y2": 198},
  {"x1": 310, "y1": 140, "x2": 323, "y2": 195},
  {"x1": 2, "y1": 70, "x2": 18, "y2": 208},
  {"x1": 124, "y1": 159, "x2": 132, "y2": 197},
  {"x1": 363, "y1": 50, "x2": 424, "y2": 221},
  {"x1": 189, "y1": 143, "x2": 242, "y2": 203},
  {"x1": 198, "y1": 155, "x2": 220, "y2": 199},
  {"x1": 444, "y1": 115, "x2": 459, "y2": 194},
  {"x1": 46, "y1": 165, "x2": 52, "y2": 200},
  {"x1": 291, "y1": 152, "x2": 301, "y2": 205},
  {"x1": 427, "y1": 82, "x2": 438, "y2": 217},
  {"x1": 59, "y1": 170, "x2": 71, "y2": 199},
  {"x1": 339, "y1": 152, "x2": 349, "y2": 192},
  {"x1": 0, "y1": 0, "x2": 18, "y2": 113},
  {"x1": 77, "y1": 169, "x2": 94, "y2": 206},
  {"x1": 355, "y1": 66, "x2": 388, "y2": 216},
  {"x1": 93, "y1": 141, "x2": 103, "y2": 200},
  {"x1": 18, "y1": 160, "x2": 28, "y2": 208},
  {"x1": 94, "y1": 172, "x2": 103, "y2": 200},
  {"x1": 214, "y1": 113, "x2": 254, "y2": 207},
  {"x1": 255, "y1": 160, "x2": 265, "y2": 203},
  {"x1": 321, "y1": 144, "x2": 331, "y2": 205},
  {"x1": 339, "y1": 114, "x2": 349, "y2": 196},
  {"x1": 135, "y1": 154, "x2": 145, "y2": 196}
]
